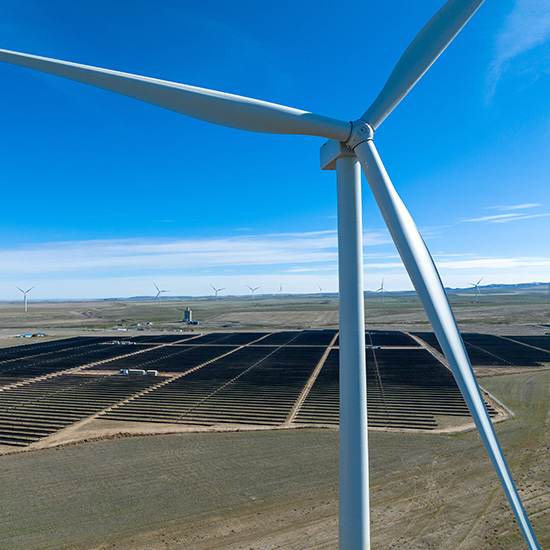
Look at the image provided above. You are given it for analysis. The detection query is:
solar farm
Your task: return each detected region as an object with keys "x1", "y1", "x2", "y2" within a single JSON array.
[{"x1": 1, "y1": 329, "x2": 548, "y2": 449}]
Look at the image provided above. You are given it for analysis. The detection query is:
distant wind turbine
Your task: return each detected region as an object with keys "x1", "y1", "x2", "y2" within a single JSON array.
[
  {"x1": 210, "y1": 284, "x2": 225, "y2": 305},
  {"x1": 153, "y1": 283, "x2": 168, "y2": 307},
  {"x1": 470, "y1": 277, "x2": 483, "y2": 303},
  {"x1": 17, "y1": 286, "x2": 34, "y2": 313},
  {"x1": 0, "y1": 2, "x2": 540, "y2": 546},
  {"x1": 376, "y1": 278, "x2": 385, "y2": 304},
  {"x1": 246, "y1": 285, "x2": 260, "y2": 304}
]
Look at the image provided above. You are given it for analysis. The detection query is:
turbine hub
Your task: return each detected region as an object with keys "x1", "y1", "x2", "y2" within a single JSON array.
[{"x1": 346, "y1": 120, "x2": 374, "y2": 150}]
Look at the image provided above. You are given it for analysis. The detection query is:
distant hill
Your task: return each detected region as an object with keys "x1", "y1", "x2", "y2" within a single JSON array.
[{"x1": 447, "y1": 282, "x2": 549, "y2": 293}]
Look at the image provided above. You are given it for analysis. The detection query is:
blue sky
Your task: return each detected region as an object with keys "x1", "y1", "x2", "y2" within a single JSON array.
[{"x1": 0, "y1": 0, "x2": 549, "y2": 300}]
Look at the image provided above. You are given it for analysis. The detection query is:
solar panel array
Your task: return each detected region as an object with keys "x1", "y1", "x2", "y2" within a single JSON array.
[
  {"x1": 103, "y1": 344, "x2": 326, "y2": 425},
  {"x1": 295, "y1": 344, "x2": 496, "y2": 430},
  {"x1": 91, "y1": 344, "x2": 238, "y2": 372},
  {"x1": 0, "y1": 329, "x2": 542, "y2": 447},
  {"x1": 413, "y1": 332, "x2": 550, "y2": 367},
  {"x1": 333, "y1": 330, "x2": 421, "y2": 348},
  {"x1": 0, "y1": 374, "x2": 158, "y2": 446},
  {"x1": 0, "y1": 339, "x2": 153, "y2": 384},
  {"x1": 505, "y1": 335, "x2": 550, "y2": 353}
]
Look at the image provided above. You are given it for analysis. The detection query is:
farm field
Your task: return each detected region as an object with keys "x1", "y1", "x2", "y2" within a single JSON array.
[{"x1": 0, "y1": 283, "x2": 549, "y2": 337}]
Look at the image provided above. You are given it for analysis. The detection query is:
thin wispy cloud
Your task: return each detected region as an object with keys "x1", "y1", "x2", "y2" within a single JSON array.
[
  {"x1": 486, "y1": 203, "x2": 541, "y2": 211},
  {"x1": 464, "y1": 203, "x2": 548, "y2": 223},
  {"x1": 285, "y1": 267, "x2": 337, "y2": 273},
  {"x1": 0, "y1": 230, "x2": 392, "y2": 276},
  {"x1": 488, "y1": 0, "x2": 550, "y2": 98},
  {"x1": 437, "y1": 256, "x2": 550, "y2": 270},
  {"x1": 464, "y1": 212, "x2": 550, "y2": 223}
]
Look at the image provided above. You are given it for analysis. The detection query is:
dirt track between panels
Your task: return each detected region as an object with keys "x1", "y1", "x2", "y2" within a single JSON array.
[{"x1": 0, "y1": 370, "x2": 547, "y2": 550}]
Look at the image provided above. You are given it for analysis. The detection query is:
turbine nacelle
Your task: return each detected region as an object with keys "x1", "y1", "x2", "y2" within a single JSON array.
[{"x1": 319, "y1": 120, "x2": 373, "y2": 170}]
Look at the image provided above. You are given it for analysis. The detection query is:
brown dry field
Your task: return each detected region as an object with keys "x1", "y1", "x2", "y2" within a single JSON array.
[
  {"x1": 1, "y1": 291, "x2": 549, "y2": 339},
  {"x1": 0, "y1": 293, "x2": 548, "y2": 549}
]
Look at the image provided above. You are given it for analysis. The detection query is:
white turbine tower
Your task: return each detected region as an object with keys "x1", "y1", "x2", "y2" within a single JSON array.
[
  {"x1": 278, "y1": 284, "x2": 283, "y2": 300},
  {"x1": 210, "y1": 284, "x2": 225, "y2": 305},
  {"x1": 17, "y1": 286, "x2": 34, "y2": 313},
  {"x1": 376, "y1": 278, "x2": 385, "y2": 305},
  {"x1": 246, "y1": 285, "x2": 260, "y2": 304},
  {"x1": 0, "y1": 2, "x2": 540, "y2": 547},
  {"x1": 470, "y1": 277, "x2": 484, "y2": 303},
  {"x1": 153, "y1": 283, "x2": 168, "y2": 307}
]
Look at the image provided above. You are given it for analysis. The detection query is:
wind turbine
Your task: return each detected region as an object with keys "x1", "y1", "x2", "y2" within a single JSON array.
[
  {"x1": 16, "y1": 286, "x2": 34, "y2": 313},
  {"x1": 278, "y1": 284, "x2": 283, "y2": 300},
  {"x1": 0, "y1": 2, "x2": 540, "y2": 547},
  {"x1": 376, "y1": 278, "x2": 385, "y2": 305},
  {"x1": 246, "y1": 285, "x2": 260, "y2": 304},
  {"x1": 153, "y1": 283, "x2": 168, "y2": 307},
  {"x1": 210, "y1": 284, "x2": 225, "y2": 305},
  {"x1": 470, "y1": 277, "x2": 484, "y2": 303}
]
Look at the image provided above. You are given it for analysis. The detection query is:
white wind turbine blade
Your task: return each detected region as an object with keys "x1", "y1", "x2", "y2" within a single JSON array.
[
  {"x1": 362, "y1": 0, "x2": 485, "y2": 130},
  {"x1": 153, "y1": 283, "x2": 161, "y2": 300},
  {"x1": 16, "y1": 287, "x2": 24, "y2": 293},
  {"x1": 0, "y1": 49, "x2": 351, "y2": 141},
  {"x1": 354, "y1": 139, "x2": 540, "y2": 550},
  {"x1": 26, "y1": 287, "x2": 34, "y2": 293},
  {"x1": 477, "y1": 277, "x2": 484, "y2": 286}
]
